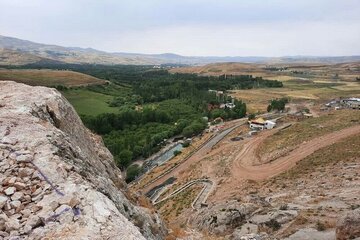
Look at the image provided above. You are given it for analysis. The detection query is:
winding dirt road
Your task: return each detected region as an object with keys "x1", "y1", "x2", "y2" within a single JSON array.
[
  {"x1": 230, "y1": 124, "x2": 360, "y2": 181},
  {"x1": 142, "y1": 113, "x2": 279, "y2": 194}
]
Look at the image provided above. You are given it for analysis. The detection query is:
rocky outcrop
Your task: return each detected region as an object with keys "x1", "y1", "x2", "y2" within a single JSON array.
[
  {"x1": 0, "y1": 81, "x2": 167, "y2": 239},
  {"x1": 190, "y1": 200, "x2": 258, "y2": 235},
  {"x1": 284, "y1": 228, "x2": 335, "y2": 240},
  {"x1": 336, "y1": 208, "x2": 360, "y2": 240}
]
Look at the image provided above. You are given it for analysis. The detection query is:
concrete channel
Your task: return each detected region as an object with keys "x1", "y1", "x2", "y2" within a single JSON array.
[{"x1": 151, "y1": 179, "x2": 215, "y2": 210}]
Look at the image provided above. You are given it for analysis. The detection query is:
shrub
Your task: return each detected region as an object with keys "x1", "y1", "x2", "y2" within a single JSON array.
[
  {"x1": 265, "y1": 219, "x2": 281, "y2": 231},
  {"x1": 268, "y1": 98, "x2": 289, "y2": 112},
  {"x1": 182, "y1": 141, "x2": 190, "y2": 147},
  {"x1": 248, "y1": 113, "x2": 256, "y2": 120},
  {"x1": 115, "y1": 149, "x2": 133, "y2": 169},
  {"x1": 173, "y1": 150, "x2": 182, "y2": 156},
  {"x1": 125, "y1": 164, "x2": 141, "y2": 183}
]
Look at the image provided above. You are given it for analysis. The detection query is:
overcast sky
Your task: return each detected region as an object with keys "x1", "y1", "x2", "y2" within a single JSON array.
[{"x1": 1, "y1": 0, "x2": 359, "y2": 56}]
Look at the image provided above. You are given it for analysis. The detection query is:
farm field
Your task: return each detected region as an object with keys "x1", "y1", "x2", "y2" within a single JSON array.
[
  {"x1": 61, "y1": 88, "x2": 120, "y2": 116},
  {"x1": 0, "y1": 68, "x2": 132, "y2": 116},
  {"x1": 134, "y1": 62, "x2": 360, "y2": 239},
  {"x1": 172, "y1": 62, "x2": 360, "y2": 113},
  {"x1": 0, "y1": 69, "x2": 105, "y2": 87},
  {"x1": 230, "y1": 81, "x2": 360, "y2": 113}
]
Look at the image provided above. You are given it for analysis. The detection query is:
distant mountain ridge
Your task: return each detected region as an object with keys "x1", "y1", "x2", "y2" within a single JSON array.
[{"x1": 1, "y1": 35, "x2": 359, "y2": 66}]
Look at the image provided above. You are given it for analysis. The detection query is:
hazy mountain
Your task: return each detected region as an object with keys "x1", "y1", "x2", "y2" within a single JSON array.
[{"x1": 1, "y1": 35, "x2": 359, "y2": 66}]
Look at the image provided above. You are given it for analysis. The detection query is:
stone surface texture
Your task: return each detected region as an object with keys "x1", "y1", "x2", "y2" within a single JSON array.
[{"x1": 0, "y1": 81, "x2": 167, "y2": 240}]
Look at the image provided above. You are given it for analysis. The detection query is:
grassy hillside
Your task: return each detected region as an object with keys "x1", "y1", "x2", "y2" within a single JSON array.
[{"x1": 0, "y1": 69, "x2": 106, "y2": 87}]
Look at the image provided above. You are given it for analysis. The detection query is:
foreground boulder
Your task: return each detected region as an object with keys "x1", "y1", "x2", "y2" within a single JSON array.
[{"x1": 0, "y1": 81, "x2": 167, "y2": 239}]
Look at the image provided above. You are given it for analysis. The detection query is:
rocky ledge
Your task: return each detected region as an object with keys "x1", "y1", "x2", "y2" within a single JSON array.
[{"x1": 0, "y1": 81, "x2": 167, "y2": 239}]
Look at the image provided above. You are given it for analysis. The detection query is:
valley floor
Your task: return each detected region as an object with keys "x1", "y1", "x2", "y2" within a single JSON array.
[{"x1": 134, "y1": 106, "x2": 360, "y2": 240}]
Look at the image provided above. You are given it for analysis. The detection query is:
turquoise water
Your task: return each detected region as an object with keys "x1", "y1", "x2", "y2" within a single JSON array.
[{"x1": 155, "y1": 143, "x2": 183, "y2": 166}]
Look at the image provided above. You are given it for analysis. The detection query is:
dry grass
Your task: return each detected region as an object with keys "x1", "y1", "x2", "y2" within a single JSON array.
[
  {"x1": 231, "y1": 81, "x2": 360, "y2": 113},
  {"x1": 172, "y1": 62, "x2": 360, "y2": 113},
  {"x1": 273, "y1": 131, "x2": 360, "y2": 180},
  {"x1": 170, "y1": 62, "x2": 265, "y2": 76},
  {"x1": 0, "y1": 69, "x2": 105, "y2": 87},
  {"x1": 157, "y1": 185, "x2": 202, "y2": 222},
  {"x1": 257, "y1": 110, "x2": 360, "y2": 158}
]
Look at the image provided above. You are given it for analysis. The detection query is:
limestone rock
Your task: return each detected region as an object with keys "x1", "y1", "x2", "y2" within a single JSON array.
[
  {"x1": 233, "y1": 233, "x2": 263, "y2": 240},
  {"x1": 284, "y1": 228, "x2": 335, "y2": 240},
  {"x1": 233, "y1": 223, "x2": 259, "y2": 237},
  {"x1": 13, "y1": 182, "x2": 26, "y2": 190},
  {"x1": 0, "y1": 195, "x2": 8, "y2": 208},
  {"x1": 11, "y1": 192, "x2": 23, "y2": 201},
  {"x1": 191, "y1": 200, "x2": 257, "y2": 235},
  {"x1": 4, "y1": 187, "x2": 16, "y2": 196},
  {"x1": 336, "y1": 208, "x2": 360, "y2": 240},
  {"x1": 25, "y1": 215, "x2": 42, "y2": 229},
  {"x1": 250, "y1": 210, "x2": 298, "y2": 225},
  {"x1": 0, "y1": 81, "x2": 167, "y2": 240},
  {"x1": 10, "y1": 200, "x2": 21, "y2": 209}
]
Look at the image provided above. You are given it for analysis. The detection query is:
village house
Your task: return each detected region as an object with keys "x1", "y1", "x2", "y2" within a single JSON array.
[
  {"x1": 220, "y1": 102, "x2": 236, "y2": 109},
  {"x1": 249, "y1": 118, "x2": 276, "y2": 130}
]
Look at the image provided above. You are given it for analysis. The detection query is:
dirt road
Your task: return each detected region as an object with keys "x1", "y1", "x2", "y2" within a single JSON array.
[
  {"x1": 231, "y1": 124, "x2": 360, "y2": 181},
  {"x1": 210, "y1": 124, "x2": 360, "y2": 201}
]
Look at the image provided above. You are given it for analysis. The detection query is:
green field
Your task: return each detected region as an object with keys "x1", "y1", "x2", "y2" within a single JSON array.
[{"x1": 62, "y1": 89, "x2": 119, "y2": 116}]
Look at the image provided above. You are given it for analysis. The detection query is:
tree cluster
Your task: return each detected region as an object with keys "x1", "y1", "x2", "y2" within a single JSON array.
[{"x1": 267, "y1": 98, "x2": 289, "y2": 112}]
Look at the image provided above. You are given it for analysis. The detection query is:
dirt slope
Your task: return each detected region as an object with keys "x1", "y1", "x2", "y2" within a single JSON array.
[{"x1": 229, "y1": 124, "x2": 360, "y2": 180}]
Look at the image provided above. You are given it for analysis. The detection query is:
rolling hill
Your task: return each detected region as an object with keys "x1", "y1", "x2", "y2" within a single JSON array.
[
  {"x1": 1, "y1": 35, "x2": 360, "y2": 66},
  {"x1": 0, "y1": 69, "x2": 106, "y2": 87}
]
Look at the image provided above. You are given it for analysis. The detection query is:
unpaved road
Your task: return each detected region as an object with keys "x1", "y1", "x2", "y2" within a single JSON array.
[
  {"x1": 231, "y1": 124, "x2": 360, "y2": 181},
  {"x1": 142, "y1": 119, "x2": 248, "y2": 193},
  {"x1": 211, "y1": 124, "x2": 360, "y2": 201},
  {"x1": 142, "y1": 113, "x2": 280, "y2": 194}
]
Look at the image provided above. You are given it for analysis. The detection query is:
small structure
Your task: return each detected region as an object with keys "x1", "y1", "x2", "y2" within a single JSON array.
[
  {"x1": 208, "y1": 89, "x2": 224, "y2": 96},
  {"x1": 325, "y1": 97, "x2": 360, "y2": 110},
  {"x1": 341, "y1": 98, "x2": 360, "y2": 109},
  {"x1": 249, "y1": 118, "x2": 276, "y2": 130},
  {"x1": 220, "y1": 103, "x2": 236, "y2": 109}
]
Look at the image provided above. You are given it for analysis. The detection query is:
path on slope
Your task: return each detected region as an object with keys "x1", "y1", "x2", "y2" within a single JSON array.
[
  {"x1": 230, "y1": 124, "x2": 360, "y2": 181},
  {"x1": 152, "y1": 179, "x2": 214, "y2": 210},
  {"x1": 143, "y1": 119, "x2": 247, "y2": 194}
]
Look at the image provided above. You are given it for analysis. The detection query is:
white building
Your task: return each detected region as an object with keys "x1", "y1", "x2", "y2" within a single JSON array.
[
  {"x1": 220, "y1": 103, "x2": 236, "y2": 109},
  {"x1": 249, "y1": 118, "x2": 276, "y2": 130}
]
